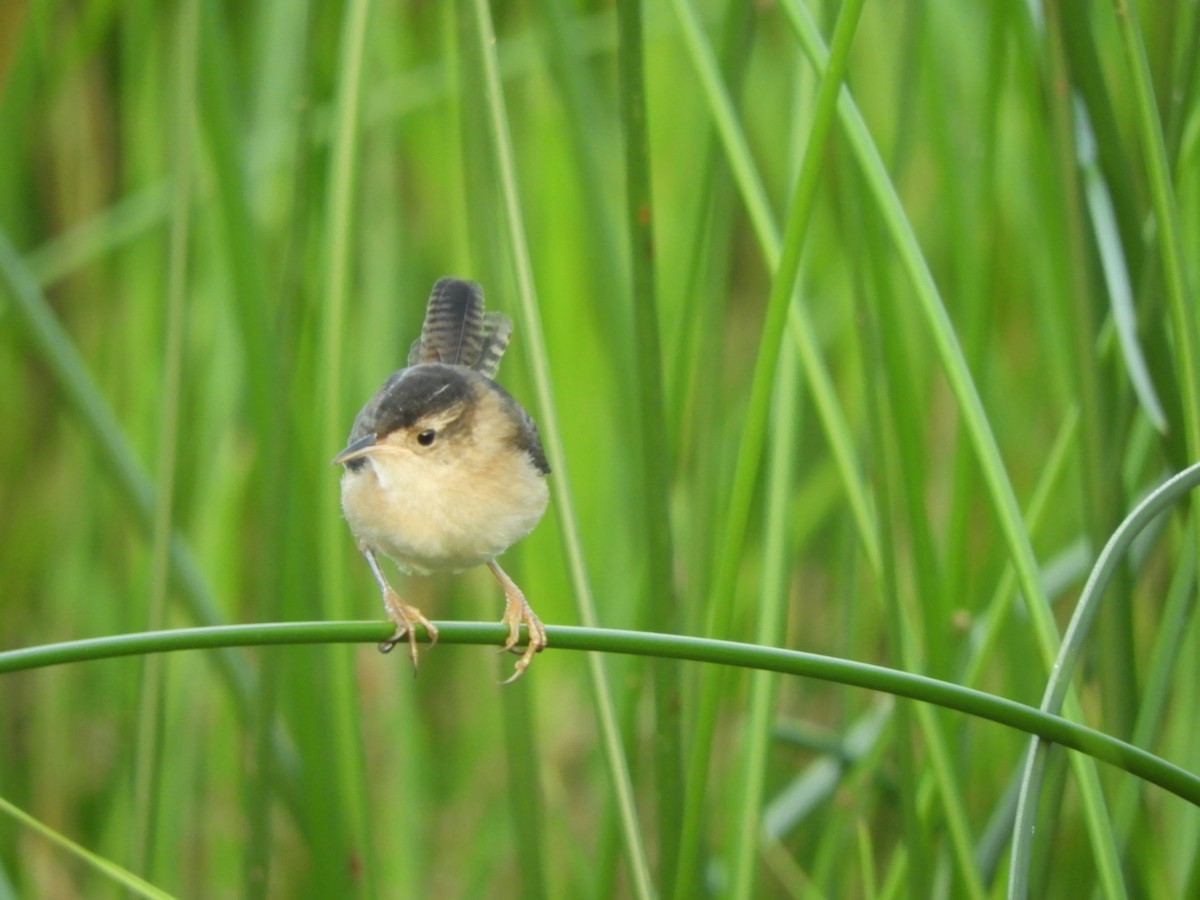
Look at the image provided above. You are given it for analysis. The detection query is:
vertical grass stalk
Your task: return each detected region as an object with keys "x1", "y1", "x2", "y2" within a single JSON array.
[
  {"x1": 129, "y1": 0, "x2": 199, "y2": 883},
  {"x1": 727, "y1": 340, "x2": 798, "y2": 898},
  {"x1": 468, "y1": 1, "x2": 654, "y2": 895},
  {"x1": 674, "y1": 1, "x2": 867, "y2": 893},
  {"x1": 318, "y1": 0, "x2": 377, "y2": 893},
  {"x1": 616, "y1": 0, "x2": 684, "y2": 892},
  {"x1": 1009, "y1": 462, "x2": 1200, "y2": 898}
]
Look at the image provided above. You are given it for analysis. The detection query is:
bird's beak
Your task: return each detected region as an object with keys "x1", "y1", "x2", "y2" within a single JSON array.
[{"x1": 331, "y1": 433, "x2": 378, "y2": 466}]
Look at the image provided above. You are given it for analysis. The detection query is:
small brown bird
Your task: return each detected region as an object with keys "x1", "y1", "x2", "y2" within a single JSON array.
[{"x1": 332, "y1": 277, "x2": 550, "y2": 682}]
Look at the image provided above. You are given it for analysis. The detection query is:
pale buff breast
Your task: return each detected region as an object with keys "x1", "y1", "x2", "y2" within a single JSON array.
[{"x1": 340, "y1": 445, "x2": 548, "y2": 575}]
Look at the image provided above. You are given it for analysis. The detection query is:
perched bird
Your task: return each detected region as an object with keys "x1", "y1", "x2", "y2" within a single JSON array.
[{"x1": 332, "y1": 277, "x2": 550, "y2": 682}]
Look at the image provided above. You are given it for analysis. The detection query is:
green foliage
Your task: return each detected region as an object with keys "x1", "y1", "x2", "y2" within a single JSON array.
[{"x1": 2, "y1": 0, "x2": 1199, "y2": 897}]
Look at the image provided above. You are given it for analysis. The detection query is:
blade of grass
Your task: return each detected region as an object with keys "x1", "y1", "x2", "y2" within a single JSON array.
[
  {"x1": 661, "y1": 0, "x2": 750, "y2": 647},
  {"x1": 466, "y1": 1, "x2": 653, "y2": 896},
  {"x1": 1109, "y1": 0, "x2": 1200, "y2": 469},
  {"x1": 857, "y1": 202, "x2": 931, "y2": 899},
  {"x1": 784, "y1": 5, "x2": 1132, "y2": 895},
  {"x1": 1010, "y1": 461, "x2": 1200, "y2": 897},
  {"x1": 1046, "y1": 0, "x2": 1137, "y2": 751},
  {"x1": 668, "y1": 0, "x2": 881, "y2": 574},
  {"x1": 616, "y1": 1, "x2": 683, "y2": 892},
  {"x1": 193, "y1": 4, "x2": 308, "y2": 893},
  {"x1": 671, "y1": 1, "x2": 868, "y2": 893},
  {"x1": 869, "y1": 238, "x2": 1002, "y2": 894},
  {"x1": 0, "y1": 230, "x2": 281, "y2": 734},
  {"x1": 4, "y1": 622, "x2": 1199, "y2": 809},
  {"x1": 130, "y1": 0, "x2": 199, "y2": 881},
  {"x1": 1108, "y1": 518, "x2": 1197, "y2": 850},
  {"x1": 316, "y1": 0, "x2": 377, "y2": 894},
  {"x1": 727, "y1": 338, "x2": 799, "y2": 899},
  {"x1": 500, "y1": 681, "x2": 548, "y2": 900},
  {"x1": 960, "y1": 408, "x2": 1080, "y2": 690},
  {"x1": 846, "y1": 136, "x2": 985, "y2": 898},
  {"x1": 1075, "y1": 99, "x2": 1167, "y2": 431},
  {"x1": 0, "y1": 794, "x2": 175, "y2": 900}
]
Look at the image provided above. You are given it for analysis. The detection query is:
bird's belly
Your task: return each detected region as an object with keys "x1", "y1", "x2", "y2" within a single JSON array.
[{"x1": 340, "y1": 456, "x2": 548, "y2": 574}]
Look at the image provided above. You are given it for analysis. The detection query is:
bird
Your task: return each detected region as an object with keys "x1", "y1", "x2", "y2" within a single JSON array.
[{"x1": 332, "y1": 277, "x2": 550, "y2": 682}]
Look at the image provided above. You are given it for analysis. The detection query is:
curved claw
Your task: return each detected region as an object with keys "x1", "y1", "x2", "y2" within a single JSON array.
[
  {"x1": 379, "y1": 588, "x2": 439, "y2": 672},
  {"x1": 495, "y1": 573, "x2": 547, "y2": 684},
  {"x1": 499, "y1": 635, "x2": 543, "y2": 685},
  {"x1": 360, "y1": 547, "x2": 438, "y2": 671}
]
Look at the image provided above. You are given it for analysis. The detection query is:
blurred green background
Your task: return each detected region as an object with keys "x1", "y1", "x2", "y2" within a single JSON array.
[{"x1": 2, "y1": 0, "x2": 1199, "y2": 897}]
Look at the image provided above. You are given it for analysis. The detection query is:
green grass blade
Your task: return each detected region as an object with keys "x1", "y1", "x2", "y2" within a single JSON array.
[
  {"x1": 784, "y1": 0, "x2": 1053, "y2": 648},
  {"x1": 1075, "y1": 102, "x2": 1167, "y2": 431},
  {"x1": 0, "y1": 229, "x2": 262, "y2": 711},
  {"x1": 130, "y1": 0, "x2": 200, "y2": 881},
  {"x1": 1109, "y1": 0, "x2": 1200, "y2": 465},
  {"x1": 617, "y1": 0, "x2": 684, "y2": 892},
  {"x1": 0, "y1": 794, "x2": 176, "y2": 900},
  {"x1": 785, "y1": 6, "x2": 1134, "y2": 895},
  {"x1": 674, "y1": 0, "x2": 867, "y2": 892},
  {"x1": 668, "y1": 0, "x2": 881, "y2": 573},
  {"x1": 316, "y1": 0, "x2": 377, "y2": 894},
  {"x1": 727, "y1": 339, "x2": 799, "y2": 900},
  {"x1": 1010, "y1": 462, "x2": 1200, "y2": 897},
  {"x1": 467, "y1": 1, "x2": 653, "y2": 895},
  {"x1": 3, "y1": 623, "x2": 1198, "y2": 810}
]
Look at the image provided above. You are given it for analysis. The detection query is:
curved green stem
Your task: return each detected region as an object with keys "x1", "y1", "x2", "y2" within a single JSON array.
[
  {"x1": 466, "y1": 2, "x2": 653, "y2": 896},
  {"x1": 4, "y1": 622, "x2": 1197, "y2": 810},
  {"x1": 1009, "y1": 461, "x2": 1200, "y2": 898}
]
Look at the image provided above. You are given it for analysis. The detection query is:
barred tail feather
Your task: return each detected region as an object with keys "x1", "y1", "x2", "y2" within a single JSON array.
[
  {"x1": 408, "y1": 277, "x2": 485, "y2": 367},
  {"x1": 407, "y1": 277, "x2": 510, "y2": 374},
  {"x1": 475, "y1": 312, "x2": 512, "y2": 377}
]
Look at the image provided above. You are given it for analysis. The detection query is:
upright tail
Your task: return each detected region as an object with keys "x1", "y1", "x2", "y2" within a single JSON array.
[{"x1": 408, "y1": 277, "x2": 512, "y2": 378}]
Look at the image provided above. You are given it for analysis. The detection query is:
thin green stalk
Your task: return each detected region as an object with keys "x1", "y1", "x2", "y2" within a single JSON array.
[
  {"x1": 785, "y1": 4, "x2": 1128, "y2": 893},
  {"x1": 193, "y1": 6, "x2": 302, "y2": 895},
  {"x1": 675, "y1": 2, "x2": 866, "y2": 894},
  {"x1": 1107, "y1": 517, "x2": 1196, "y2": 858},
  {"x1": 0, "y1": 794, "x2": 175, "y2": 900},
  {"x1": 1010, "y1": 462, "x2": 1200, "y2": 898},
  {"x1": 535, "y1": 0, "x2": 631, "y2": 361},
  {"x1": 1110, "y1": 0, "x2": 1200, "y2": 471},
  {"x1": 131, "y1": 0, "x2": 199, "y2": 881},
  {"x1": 847, "y1": 143, "x2": 984, "y2": 899},
  {"x1": 1104, "y1": 35, "x2": 1200, "y2": 890},
  {"x1": 1047, "y1": 0, "x2": 1136, "y2": 748},
  {"x1": 0, "y1": 231, "x2": 274, "y2": 724},
  {"x1": 961, "y1": 408, "x2": 1080, "y2": 689},
  {"x1": 1078, "y1": 106, "x2": 1167, "y2": 431},
  {"x1": 317, "y1": 0, "x2": 376, "y2": 895},
  {"x1": 3, "y1": 623, "x2": 1199, "y2": 810},
  {"x1": 616, "y1": 0, "x2": 683, "y2": 892},
  {"x1": 728, "y1": 340, "x2": 799, "y2": 899},
  {"x1": 860, "y1": 255, "x2": 931, "y2": 898},
  {"x1": 467, "y1": 1, "x2": 653, "y2": 896},
  {"x1": 669, "y1": 0, "x2": 881, "y2": 573},
  {"x1": 500, "y1": 683, "x2": 548, "y2": 900}
]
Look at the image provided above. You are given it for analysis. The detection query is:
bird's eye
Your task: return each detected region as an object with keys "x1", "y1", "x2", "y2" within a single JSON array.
[{"x1": 417, "y1": 429, "x2": 436, "y2": 446}]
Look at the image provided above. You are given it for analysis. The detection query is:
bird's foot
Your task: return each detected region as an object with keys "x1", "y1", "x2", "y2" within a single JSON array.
[
  {"x1": 379, "y1": 589, "x2": 439, "y2": 671},
  {"x1": 497, "y1": 586, "x2": 547, "y2": 685}
]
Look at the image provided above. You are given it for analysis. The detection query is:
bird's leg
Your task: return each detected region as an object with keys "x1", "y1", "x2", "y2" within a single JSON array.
[
  {"x1": 487, "y1": 560, "x2": 547, "y2": 684},
  {"x1": 362, "y1": 546, "x2": 439, "y2": 668}
]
